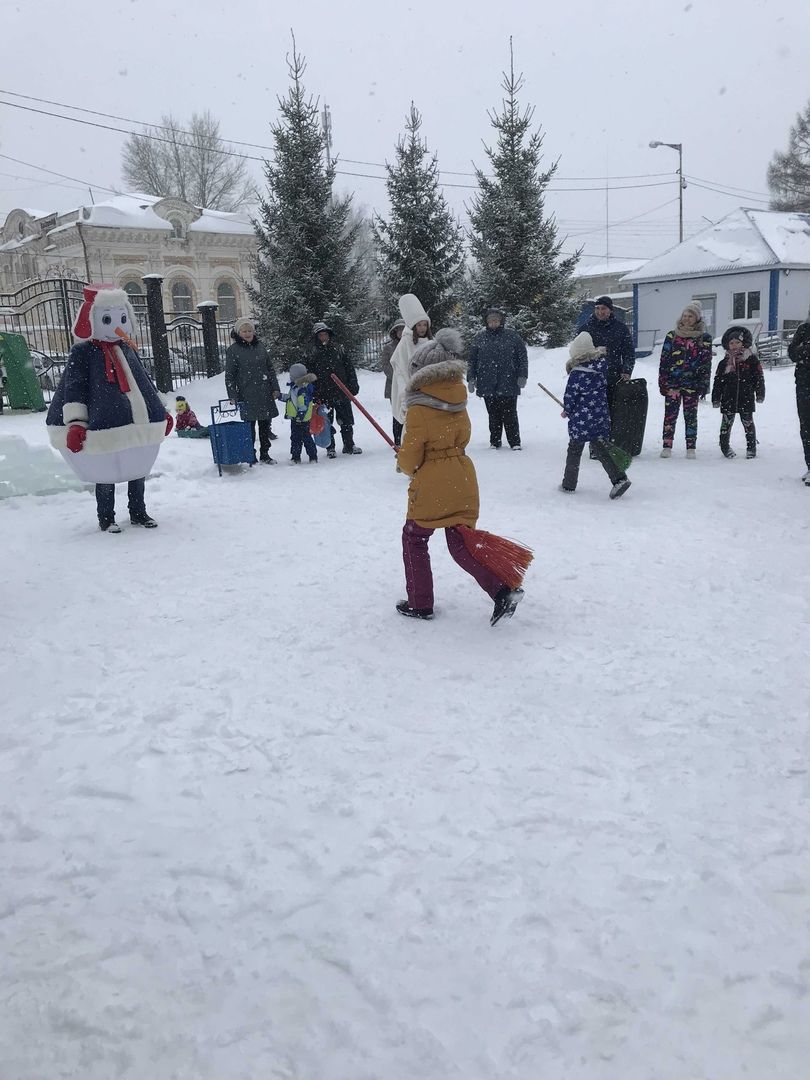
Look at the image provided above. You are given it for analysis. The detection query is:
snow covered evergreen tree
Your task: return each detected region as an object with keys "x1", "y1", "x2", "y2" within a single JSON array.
[
  {"x1": 466, "y1": 42, "x2": 579, "y2": 347},
  {"x1": 372, "y1": 105, "x2": 465, "y2": 325},
  {"x1": 767, "y1": 100, "x2": 810, "y2": 212},
  {"x1": 249, "y1": 42, "x2": 366, "y2": 368}
]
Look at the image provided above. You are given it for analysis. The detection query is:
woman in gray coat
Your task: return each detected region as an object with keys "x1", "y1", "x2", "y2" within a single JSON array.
[{"x1": 225, "y1": 318, "x2": 281, "y2": 463}]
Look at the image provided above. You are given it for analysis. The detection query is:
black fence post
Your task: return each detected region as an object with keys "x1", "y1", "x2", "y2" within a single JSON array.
[
  {"x1": 143, "y1": 274, "x2": 173, "y2": 393},
  {"x1": 197, "y1": 301, "x2": 221, "y2": 378}
]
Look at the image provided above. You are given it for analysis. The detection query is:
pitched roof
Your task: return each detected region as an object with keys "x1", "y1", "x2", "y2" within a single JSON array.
[
  {"x1": 621, "y1": 208, "x2": 810, "y2": 283},
  {"x1": 573, "y1": 258, "x2": 647, "y2": 279}
]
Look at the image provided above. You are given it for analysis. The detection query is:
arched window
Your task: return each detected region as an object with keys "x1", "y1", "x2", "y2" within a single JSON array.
[
  {"x1": 216, "y1": 281, "x2": 237, "y2": 322},
  {"x1": 171, "y1": 279, "x2": 193, "y2": 313},
  {"x1": 167, "y1": 216, "x2": 184, "y2": 239},
  {"x1": 122, "y1": 280, "x2": 146, "y2": 318}
]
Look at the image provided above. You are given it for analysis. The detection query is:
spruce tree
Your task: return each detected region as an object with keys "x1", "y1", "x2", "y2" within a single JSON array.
[
  {"x1": 466, "y1": 42, "x2": 579, "y2": 346},
  {"x1": 372, "y1": 105, "x2": 465, "y2": 326},
  {"x1": 249, "y1": 42, "x2": 365, "y2": 368},
  {"x1": 767, "y1": 100, "x2": 810, "y2": 212}
]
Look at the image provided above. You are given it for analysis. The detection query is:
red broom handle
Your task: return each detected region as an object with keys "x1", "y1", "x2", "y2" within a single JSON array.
[
  {"x1": 330, "y1": 373, "x2": 398, "y2": 451},
  {"x1": 537, "y1": 381, "x2": 565, "y2": 409}
]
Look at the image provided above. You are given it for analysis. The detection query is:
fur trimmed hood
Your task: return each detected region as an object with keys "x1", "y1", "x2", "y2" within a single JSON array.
[{"x1": 407, "y1": 357, "x2": 467, "y2": 393}]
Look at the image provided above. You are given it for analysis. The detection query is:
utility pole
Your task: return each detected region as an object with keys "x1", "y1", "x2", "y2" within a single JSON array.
[
  {"x1": 321, "y1": 103, "x2": 332, "y2": 169},
  {"x1": 649, "y1": 140, "x2": 685, "y2": 243}
]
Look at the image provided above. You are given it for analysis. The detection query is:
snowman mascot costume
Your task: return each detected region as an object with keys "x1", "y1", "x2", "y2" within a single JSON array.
[
  {"x1": 389, "y1": 293, "x2": 431, "y2": 433},
  {"x1": 47, "y1": 284, "x2": 173, "y2": 532}
]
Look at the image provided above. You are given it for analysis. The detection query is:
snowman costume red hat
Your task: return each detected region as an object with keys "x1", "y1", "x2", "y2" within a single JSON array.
[{"x1": 46, "y1": 284, "x2": 171, "y2": 484}]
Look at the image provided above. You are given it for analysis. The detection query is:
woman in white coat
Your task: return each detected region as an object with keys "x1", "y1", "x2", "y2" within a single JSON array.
[{"x1": 389, "y1": 293, "x2": 432, "y2": 441}]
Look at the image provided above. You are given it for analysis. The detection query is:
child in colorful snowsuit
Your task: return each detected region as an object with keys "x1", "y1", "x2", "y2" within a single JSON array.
[
  {"x1": 712, "y1": 326, "x2": 765, "y2": 458},
  {"x1": 283, "y1": 363, "x2": 318, "y2": 463},
  {"x1": 174, "y1": 395, "x2": 210, "y2": 438},
  {"x1": 560, "y1": 332, "x2": 631, "y2": 499},
  {"x1": 658, "y1": 300, "x2": 713, "y2": 457}
]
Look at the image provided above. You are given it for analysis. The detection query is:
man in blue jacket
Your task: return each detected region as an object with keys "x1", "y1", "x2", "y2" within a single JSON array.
[{"x1": 467, "y1": 307, "x2": 529, "y2": 450}]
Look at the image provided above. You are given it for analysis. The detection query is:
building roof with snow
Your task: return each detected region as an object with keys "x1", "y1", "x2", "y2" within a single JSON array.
[
  {"x1": 621, "y1": 208, "x2": 810, "y2": 283},
  {"x1": 573, "y1": 258, "x2": 647, "y2": 280}
]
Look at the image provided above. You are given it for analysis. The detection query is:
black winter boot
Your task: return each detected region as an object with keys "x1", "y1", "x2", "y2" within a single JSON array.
[
  {"x1": 491, "y1": 586, "x2": 524, "y2": 626},
  {"x1": 130, "y1": 514, "x2": 158, "y2": 528},
  {"x1": 396, "y1": 600, "x2": 434, "y2": 620}
]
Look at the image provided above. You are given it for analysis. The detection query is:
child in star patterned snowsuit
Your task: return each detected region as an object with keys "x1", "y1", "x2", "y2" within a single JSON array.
[{"x1": 560, "y1": 332, "x2": 631, "y2": 499}]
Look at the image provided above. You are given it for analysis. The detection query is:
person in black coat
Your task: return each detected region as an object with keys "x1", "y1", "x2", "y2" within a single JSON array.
[
  {"x1": 225, "y1": 319, "x2": 280, "y2": 463},
  {"x1": 711, "y1": 326, "x2": 765, "y2": 458},
  {"x1": 466, "y1": 307, "x2": 528, "y2": 449},
  {"x1": 582, "y1": 296, "x2": 635, "y2": 439},
  {"x1": 787, "y1": 320, "x2": 810, "y2": 484},
  {"x1": 308, "y1": 321, "x2": 362, "y2": 457}
]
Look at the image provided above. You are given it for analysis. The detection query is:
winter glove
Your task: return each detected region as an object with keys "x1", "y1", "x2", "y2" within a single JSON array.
[
  {"x1": 66, "y1": 425, "x2": 87, "y2": 453},
  {"x1": 467, "y1": 380, "x2": 476, "y2": 394},
  {"x1": 756, "y1": 394, "x2": 765, "y2": 404},
  {"x1": 165, "y1": 413, "x2": 174, "y2": 436},
  {"x1": 517, "y1": 377, "x2": 527, "y2": 389}
]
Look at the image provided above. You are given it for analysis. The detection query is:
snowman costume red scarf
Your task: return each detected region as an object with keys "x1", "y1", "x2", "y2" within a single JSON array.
[{"x1": 47, "y1": 285, "x2": 171, "y2": 483}]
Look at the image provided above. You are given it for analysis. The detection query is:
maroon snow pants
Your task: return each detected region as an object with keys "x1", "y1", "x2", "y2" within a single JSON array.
[{"x1": 402, "y1": 520, "x2": 504, "y2": 610}]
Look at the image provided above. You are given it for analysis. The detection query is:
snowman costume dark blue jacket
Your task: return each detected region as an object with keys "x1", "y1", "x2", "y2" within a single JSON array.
[
  {"x1": 47, "y1": 339, "x2": 167, "y2": 452},
  {"x1": 563, "y1": 332, "x2": 611, "y2": 443},
  {"x1": 46, "y1": 285, "x2": 168, "y2": 484}
]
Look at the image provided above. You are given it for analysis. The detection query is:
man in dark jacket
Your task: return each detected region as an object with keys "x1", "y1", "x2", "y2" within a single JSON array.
[
  {"x1": 583, "y1": 296, "x2": 636, "y2": 447},
  {"x1": 467, "y1": 307, "x2": 529, "y2": 449},
  {"x1": 787, "y1": 320, "x2": 810, "y2": 484},
  {"x1": 308, "y1": 321, "x2": 362, "y2": 457}
]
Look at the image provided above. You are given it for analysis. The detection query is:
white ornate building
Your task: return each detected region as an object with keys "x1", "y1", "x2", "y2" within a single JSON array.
[{"x1": 0, "y1": 193, "x2": 258, "y2": 319}]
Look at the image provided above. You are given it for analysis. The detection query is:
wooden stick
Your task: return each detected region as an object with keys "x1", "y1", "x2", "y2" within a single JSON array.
[
  {"x1": 537, "y1": 381, "x2": 565, "y2": 409},
  {"x1": 330, "y1": 373, "x2": 398, "y2": 451}
]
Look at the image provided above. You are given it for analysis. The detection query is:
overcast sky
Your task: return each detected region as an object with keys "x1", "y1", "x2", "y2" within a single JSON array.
[{"x1": 1, "y1": 0, "x2": 806, "y2": 265}]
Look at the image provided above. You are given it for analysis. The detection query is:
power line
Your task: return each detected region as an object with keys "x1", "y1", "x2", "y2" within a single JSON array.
[{"x1": 0, "y1": 87, "x2": 675, "y2": 183}]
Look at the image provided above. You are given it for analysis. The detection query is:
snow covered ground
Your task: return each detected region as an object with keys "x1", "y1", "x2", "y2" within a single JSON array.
[{"x1": 2, "y1": 349, "x2": 809, "y2": 1080}]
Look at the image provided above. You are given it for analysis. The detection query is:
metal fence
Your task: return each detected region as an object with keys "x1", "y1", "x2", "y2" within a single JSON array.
[{"x1": 1, "y1": 275, "x2": 390, "y2": 407}]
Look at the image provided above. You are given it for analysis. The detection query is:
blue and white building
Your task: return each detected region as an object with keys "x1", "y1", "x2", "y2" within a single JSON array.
[{"x1": 622, "y1": 208, "x2": 810, "y2": 352}]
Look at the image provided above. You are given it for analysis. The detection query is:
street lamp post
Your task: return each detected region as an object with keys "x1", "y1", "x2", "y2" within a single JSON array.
[{"x1": 650, "y1": 140, "x2": 685, "y2": 243}]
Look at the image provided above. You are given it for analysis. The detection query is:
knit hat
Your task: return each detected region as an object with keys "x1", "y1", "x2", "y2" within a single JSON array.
[
  {"x1": 409, "y1": 327, "x2": 464, "y2": 374},
  {"x1": 175, "y1": 394, "x2": 188, "y2": 412},
  {"x1": 566, "y1": 331, "x2": 607, "y2": 373},
  {"x1": 233, "y1": 317, "x2": 255, "y2": 335},
  {"x1": 593, "y1": 295, "x2": 614, "y2": 310},
  {"x1": 388, "y1": 318, "x2": 406, "y2": 338},
  {"x1": 681, "y1": 300, "x2": 703, "y2": 322},
  {"x1": 312, "y1": 321, "x2": 332, "y2": 336},
  {"x1": 289, "y1": 362, "x2": 309, "y2": 382},
  {"x1": 484, "y1": 306, "x2": 506, "y2": 326}
]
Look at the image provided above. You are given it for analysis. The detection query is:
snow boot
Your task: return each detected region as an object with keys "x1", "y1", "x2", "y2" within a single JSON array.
[
  {"x1": 660, "y1": 447, "x2": 672, "y2": 458},
  {"x1": 686, "y1": 448, "x2": 696, "y2": 459},
  {"x1": 511, "y1": 444, "x2": 522, "y2": 451},
  {"x1": 396, "y1": 600, "x2": 434, "y2": 620},
  {"x1": 746, "y1": 448, "x2": 757, "y2": 459},
  {"x1": 290, "y1": 457, "x2": 301, "y2": 464},
  {"x1": 491, "y1": 586, "x2": 524, "y2": 626},
  {"x1": 490, "y1": 441, "x2": 501, "y2": 449},
  {"x1": 99, "y1": 519, "x2": 121, "y2": 533},
  {"x1": 609, "y1": 478, "x2": 632, "y2": 500},
  {"x1": 259, "y1": 453, "x2": 276, "y2": 464},
  {"x1": 559, "y1": 484, "x2": 576, "y2": 494},
  {"x1": 342, "y1": 445, "x2": 363, "y2": 455},
  {"x1": 327, "y1": 448, "x2": 337, "y2": 459},
  {"x1": 803, "y1": 470, "x2": 810, "y2": 486},
  {"x1": 130, "y1": 514, "x2": 158, "y2": 528}
]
